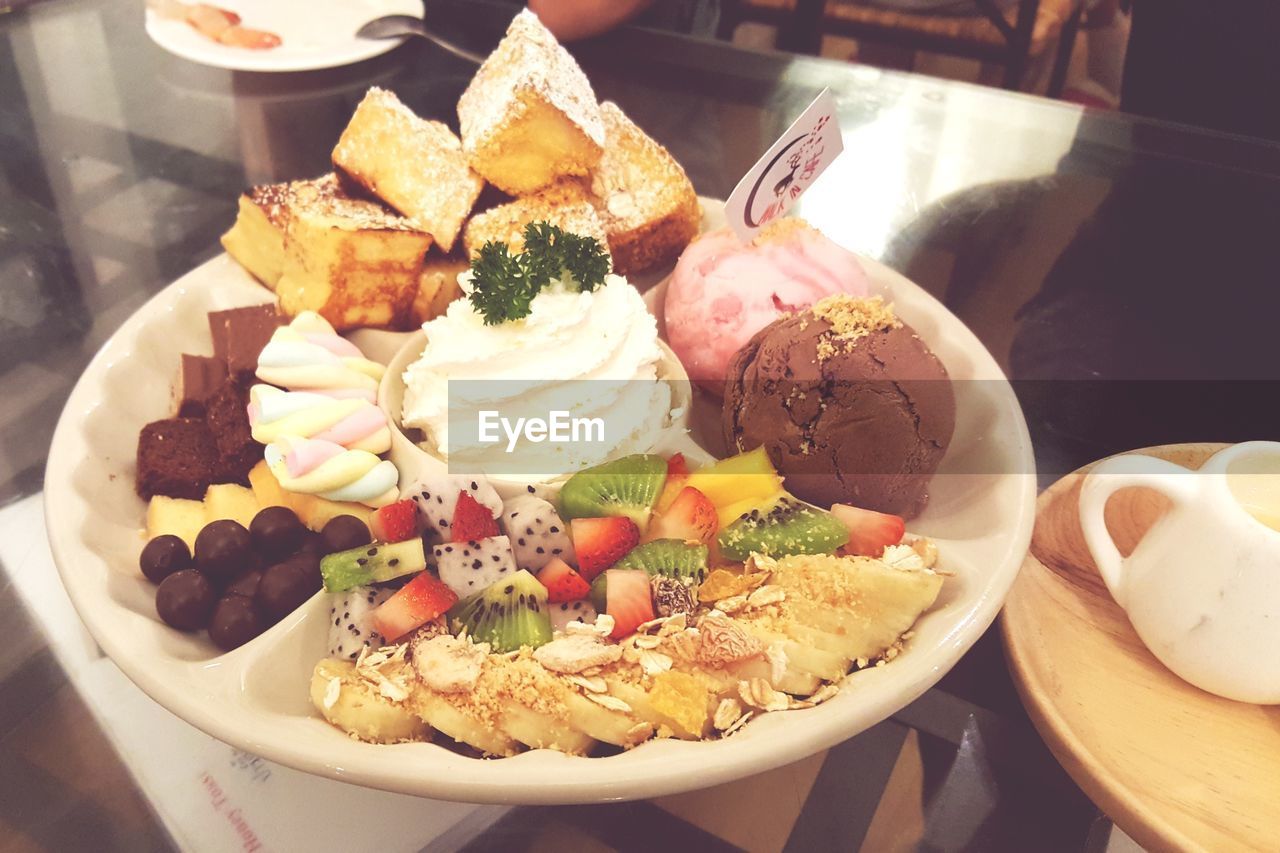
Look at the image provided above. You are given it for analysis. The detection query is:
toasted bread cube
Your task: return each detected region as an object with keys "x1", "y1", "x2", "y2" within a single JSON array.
[
  {"x1": 145, "y1": 495, "x2": 206, "y2": 550},
  {"x1": 411, "y1": 251, "x2": 469, "y2": 326},
  {"x1": 457, "y1": 10, "x2": 604, "y2": 195},
  {"x1": 333, "y1": 88, "x2": 483, "y2": 252},
  {"x1": 203, "y1": 483, "x2": 260, "y2": 529},
  {"x1": 462, "y1": 180, "x2": 609, "y2": 259},
  {"x1": 275, "y1": 177, "x2": 433, "y2": 331},
  {"x1": 221, "y1": 192, "x2": 286, "y2": 289},
  {"x1": 590, "y1": 102, "x2": 700, "y2": 275}
]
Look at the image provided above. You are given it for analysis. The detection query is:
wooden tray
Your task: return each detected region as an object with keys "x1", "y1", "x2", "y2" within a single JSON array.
[{"x1": 1001, "y1": 443, "x2": 1280, "y2": 852}]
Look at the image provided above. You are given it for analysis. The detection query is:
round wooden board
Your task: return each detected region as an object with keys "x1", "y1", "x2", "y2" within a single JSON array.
[{"x1": 1001, "y1": 443, "x2": 1280, "y2": 853}]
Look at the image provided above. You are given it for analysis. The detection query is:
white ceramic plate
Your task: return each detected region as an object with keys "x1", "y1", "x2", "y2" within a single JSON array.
[
  {"x1": 145, "y1": 0, "x2": 423, "y2": 73},
  {"x1": 44, "y1": 204, "x2": 1034, "y2": 804}
]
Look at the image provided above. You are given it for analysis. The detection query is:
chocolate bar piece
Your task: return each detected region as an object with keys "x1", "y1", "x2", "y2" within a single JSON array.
[
  {"x1": 136, "y1": 418, "x2": 220, "y2": 500},
  {"x1": 204, "y1": 379, "x2": 261, "y2": 486},
  {"x1": 177, "y1": 354, "x2": 228, "y2": 418},
  {"x1": 208, "y1": 304, "x2": 282, "y2": 381}
]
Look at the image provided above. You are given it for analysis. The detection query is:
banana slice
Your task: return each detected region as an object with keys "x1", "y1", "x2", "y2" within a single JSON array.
[{"x1": 310, "y1": 659, "x2": 431, "y2": 744}]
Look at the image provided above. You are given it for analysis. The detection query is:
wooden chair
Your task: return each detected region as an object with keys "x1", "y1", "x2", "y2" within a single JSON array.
[{"x1": 718, "y1": 0, "x2": 1086, "y2": 96}]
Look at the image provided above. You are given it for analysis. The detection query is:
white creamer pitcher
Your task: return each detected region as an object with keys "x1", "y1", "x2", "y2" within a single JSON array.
[{"x1": 1079, "y1": 442, "x2": 1280, "y2": 704}]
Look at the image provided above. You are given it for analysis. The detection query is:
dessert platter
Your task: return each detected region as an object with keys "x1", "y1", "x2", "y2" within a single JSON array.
[
  {"x1": 45, "y1": 10, "x2": 1035, "y2": 802},
  {"x1": 144, "y1": 0, "x2": 422, "y2": 72}
]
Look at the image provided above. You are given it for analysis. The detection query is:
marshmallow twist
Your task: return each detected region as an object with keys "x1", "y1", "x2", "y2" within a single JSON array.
[
  {"x1": 249, "y1": 385, "x2": 391, "y2": 454},
  {"x1": 265, "y1": 435, "x2": 399, "y2": 508},
  {"x1": 256, "y1": 311, "x2": 384, "y2": 394}
]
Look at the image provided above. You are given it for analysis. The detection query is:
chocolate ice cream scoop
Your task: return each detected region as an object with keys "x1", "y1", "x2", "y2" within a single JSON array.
[{"x1": 723, "y1": 296, "x2": 954, "y2": 519}]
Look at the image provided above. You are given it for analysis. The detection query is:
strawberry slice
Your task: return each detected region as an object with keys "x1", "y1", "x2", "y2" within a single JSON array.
[
  {"x1": 647, "y1": 486, "x2": 718, "y2": 544},
  {"x1": 450, "y1": 491, "x2": 499, "y2": 542},
  {"x1": 536, "y1": 557, "x2": 590, "y2": 602},
  {"x1": 371, "y1": 572, "x2": 458, "y2": 642},
  {"x1": 830, "y1": 504, "x2": 906, "y2": 557},
  {"x1": 596, "y1": 569, "x2": 654, "y2": 640},
  {"x1": 655, "y1": 453, "x2": 690, "y2": 513},
  {"x1": 370, "y1": 499, "x2": 418, "y2": 543},
  {"x1": 571, "y1": 517, "x2": 640, "y2": 581}
]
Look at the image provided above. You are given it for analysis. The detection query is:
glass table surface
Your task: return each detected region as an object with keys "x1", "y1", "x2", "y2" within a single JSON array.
[{"x1": 4, "y1": 0, "x2": 1280, "y2": 849}]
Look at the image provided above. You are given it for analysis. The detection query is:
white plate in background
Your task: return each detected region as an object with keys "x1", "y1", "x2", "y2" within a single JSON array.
[{"x1": 145, "y1": 0, "x2": 423, "y2": 72}]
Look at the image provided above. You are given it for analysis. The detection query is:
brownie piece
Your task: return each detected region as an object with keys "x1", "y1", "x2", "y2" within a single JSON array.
[
  {"x1": 205, "y1": 379, "x2": 261, "y2": 485},
  {"x1": 177, "y1": 354, "x2": 228, "y2": 418},
  {"x1": 136, "y1": 418, "x2": 219, "y2": 500},
  {"x1": 208, "y1": 304, "x2": 282, "y2": 382}
]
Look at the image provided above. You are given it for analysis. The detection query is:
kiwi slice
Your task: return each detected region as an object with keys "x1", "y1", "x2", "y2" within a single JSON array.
[
  {"x1": 717, "y1": 496, "x2": 850, "y2": 562},
  {"x1": 614, "y1": 539, "x2": 708, "y2": 585},
  {"x1": 559, "y1": 454, "x2": 667, "y2": 527},
  {"x1": 447, "y1": 569, "x2": 552, "y2": 653}
]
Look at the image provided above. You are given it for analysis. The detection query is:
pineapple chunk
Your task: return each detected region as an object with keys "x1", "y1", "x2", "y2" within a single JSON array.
[
  {"x1": 310, "y1": 660, "x2": 430, "y2": 744},
  {"x1": 288, "y1": 492, "x2": 373, "y2": 533},
  {"x1": 145, "y1": 495, "x2": 206, "y2": 550},
  {"x1": 203, "y1": 483, "x2": 259, "y2": 529}
]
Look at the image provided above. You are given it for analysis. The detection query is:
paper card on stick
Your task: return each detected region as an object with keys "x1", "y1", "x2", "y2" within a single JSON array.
[{"x1": 725, "y1": 88, "x2": 843, "y2": 242}]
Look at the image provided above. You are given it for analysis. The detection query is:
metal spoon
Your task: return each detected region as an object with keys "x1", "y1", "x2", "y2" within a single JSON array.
[{"x1": 356, "y1": 15, "x2": 483, "y2": 64}]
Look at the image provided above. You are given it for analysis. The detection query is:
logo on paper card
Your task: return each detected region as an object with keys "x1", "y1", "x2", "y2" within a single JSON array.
[{"x1": 724, "y1": 88, "x2": 843, "y2": 242}]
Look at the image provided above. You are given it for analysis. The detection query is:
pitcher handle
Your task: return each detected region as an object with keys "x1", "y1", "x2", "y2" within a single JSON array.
[{"x1": 1079, "y1": 454, "x2": 1199, "y2": 608}]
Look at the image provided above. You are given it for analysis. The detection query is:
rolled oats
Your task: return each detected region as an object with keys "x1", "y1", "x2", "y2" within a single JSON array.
[
  {"x1": 638, "y1": 650, "x2": 673, "y2": 676},
  {"x1": 713, "y1": 698, "x2": 744, "y2": 731},
  {"x1": 715, "y1": 595, "x2": 747, "y2": 614},
  {"x1": 738, "y1": 677, "x2": 790, "y2": 712},
  {"x1": 533, "y1": 634, "x2": 623, "y2": 674},
  {"x1": 566, "y1": 674, "x2": 607, "y2": 694},
  {"x1": 586, "y1": 692, "x2": 632, "y2": 713},
  {"x1": 323, "y1": 677, "x2": 341, "y2": 710},
  {"x1": 722, "y1": 711, "x2": 753, "y2": 736},
  {"x1": 747, "y1": 586, "x2": 785, "y2": 607},
  {"x1": 633, "y1": 634, "x2": 661, "y2": 650}
]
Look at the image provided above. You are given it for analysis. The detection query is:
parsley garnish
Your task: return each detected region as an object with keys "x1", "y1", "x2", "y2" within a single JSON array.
[{"x1": 467, "y1": 222, "x2": 611, "y2": 325}]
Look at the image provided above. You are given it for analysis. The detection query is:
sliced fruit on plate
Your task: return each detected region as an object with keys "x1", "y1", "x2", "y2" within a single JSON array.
[
  {"x1": 654, "y1": 453, "x2": 689, "y2": 514},
  {"x1": 717, "y1": 495, "x2": 849, "y2": 562},
  {"x1": 645, "y1": 486, "x2": 718, "y2": 545},
  {"x1": 408, "y1": 690, "x2": 520, "y2": 757},
  {"x1": 310, "y1": 659, "x2": 430, "y2": 744},
  {"x1": 434, "y1": 534, "x2": 518, "y2": 598},
  {"x1": 501, "y1": 493, "x2": 575, "y2": 572},
  {"x1": 498, "y1": 697, "x2": 595, "y2": 754},
  {"x1": 369, "y1": 499, "x2": 419, "y2": 543},
  {"x1": 320, "y1": 538, "x2": 426, "y2": 592},
  {"x1": 684, "y1": 447, "x2": 785, "y2": 526},
  {"x1": 536, "y1": 557, "x2": 591, "y2": 602},
  {"x1": 203, "y1": 483, "x2": 260, "y2": 529},
  {"x1": 724, "y1": 656, "x2": 820, "y2": 697},
  {"x1": 736, "y1": 624, "x2": 849, "y2": 682},
  {"x1": 558, "y1": 453, "x2": 667, "y2": 529},
  {"x1": 491, "y1": 658, "x2": 596, "y2": 754},
  {"x1": 289, "y1": 490, "x2": 374, "y2": 533},
  {"x1": 372, "y1": 572, "x2": 458, "y2": 642},
  {"x1": 327, "y1": 585, "x2": 393, "y2": 660},
  {"x1": 589, "y1": 569, "x2": 654, "y2": 639},
  {"x1": 448, "y1": 569, "x2": 552, "y2": 652},
  {"x1": 559, "y1": 689, "x2": 652, "y2": 747},
  {"x1": 830, "y1": 503, "x2": 906, "y2": 557},
  {"x1": 613, "y1": 539, "x2": 708, "y2": 585},
  {"x1": 145, "y1": 495, "x2": 206, "y2": 550},
  {"x1": 450, "y1": 491, "x2": 501, "y2": 542},
  {"x1": 571, "y1": 516, "x2": 640, "y2": 580},
  {"x1": 547, "y1": 598, "x2": 598, "y2": 633}
]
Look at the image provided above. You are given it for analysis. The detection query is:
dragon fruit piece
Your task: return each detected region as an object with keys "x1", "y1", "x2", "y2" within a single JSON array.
[
  {"x1": 328, "y1": 585, "x2": 393, "y2": 660},
  {"x1": 434, "y1": 534, "x2": 518, "y2": 598},
  {"x1": 548, "y1": 599, "x2": 598, "y2": 634},
  {"x1": 500, "y1": 493, "x2": 576, "y2": 572},
  {"x1": 400, "y1": 470, "x2": 502, "y2": 540}
]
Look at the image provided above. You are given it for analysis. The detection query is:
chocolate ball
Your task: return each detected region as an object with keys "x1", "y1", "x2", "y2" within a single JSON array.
[
  {"x1": 208, "y1": 595, "x2": 265, "y2": 650},
  {"x1": 140, "y1": 535, "x2": 191, "y2": 584},
  {"x1": 194, "y1": 519, "x2": 254, "y2": 584},
  {"x1": 320, "y1": 515, "x2": 371, "y2": 553},
  {"x1": 297, "y1": 531, "x2": 326, "y2": 555},
  {"x1": 155, "y1": 570, "x2": 216, "y2": 631},
  {"x1": 250, "y1": 506, "x2": 306, "y2": 561},
  {"x1": 280, "y1": 551, "x2": 322, "y2": 591},
  {"x1": 256, "y1": 560, "x2": 317, "y2": 622},
  {"x1": 224, "y1": 569, "x2": 262, "y2": 600}
]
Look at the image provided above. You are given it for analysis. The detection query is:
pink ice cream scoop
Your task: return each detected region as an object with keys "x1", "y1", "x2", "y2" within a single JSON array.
[{"x1": 663, "y1": 222, "x2": 871, "y2": 393}]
